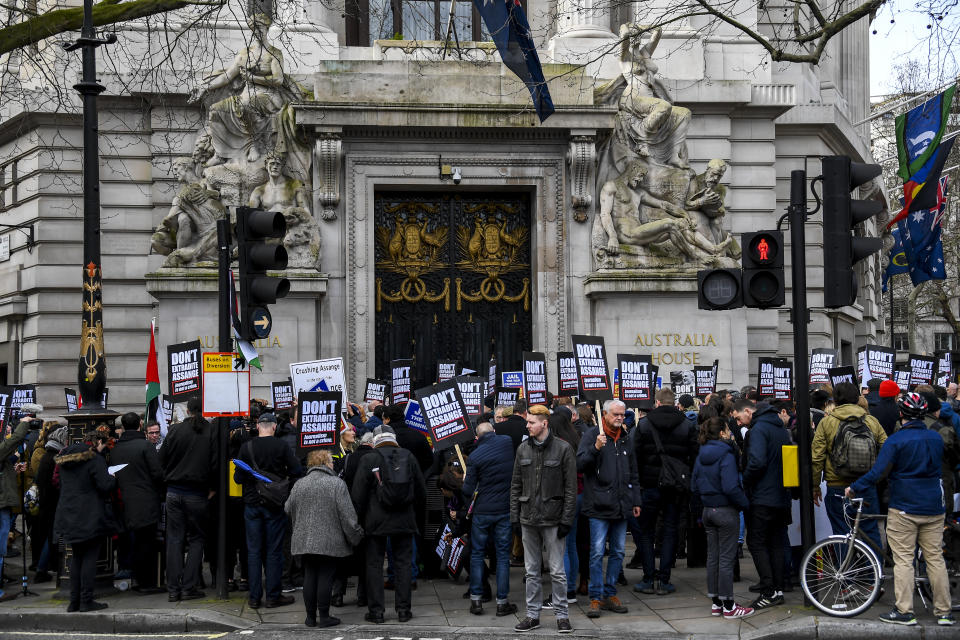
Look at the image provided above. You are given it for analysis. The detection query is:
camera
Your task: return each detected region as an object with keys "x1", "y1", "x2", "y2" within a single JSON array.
[
  {"x1": 27, "y1": 419, "x2": 43, "y2": 429},
  {"x1": 452, "y1": 167, "x2": 462, "y2": 184}
]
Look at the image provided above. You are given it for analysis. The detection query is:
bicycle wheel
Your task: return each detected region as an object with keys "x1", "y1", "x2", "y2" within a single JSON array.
[{"x1": 801, "y1": 536, "x2": 882, "y2": 617}]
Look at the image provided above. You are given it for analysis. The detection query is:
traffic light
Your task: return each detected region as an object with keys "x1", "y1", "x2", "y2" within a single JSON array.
[
  {"x1": 697, "y1": 268, "x2": 743, "y2": 310},
  {"x1": 742, "y1": 230, "x2": 785, "y2": 308},
  {"x1": 821, "y1": 155, "x2": 884, "y2": 308},
  {"x1": 235, "y1": 206, "x2": 290, "y2": 341}
]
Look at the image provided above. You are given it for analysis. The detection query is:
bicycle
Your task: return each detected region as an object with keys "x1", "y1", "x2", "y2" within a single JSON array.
[{"x1": 800, "y1": 496, "x2": 960, "y2": 617}]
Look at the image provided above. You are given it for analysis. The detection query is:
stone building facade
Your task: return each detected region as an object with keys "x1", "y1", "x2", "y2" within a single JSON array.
[{"x1": 0, "y1": 1, "x2": 885, "y2": 410}]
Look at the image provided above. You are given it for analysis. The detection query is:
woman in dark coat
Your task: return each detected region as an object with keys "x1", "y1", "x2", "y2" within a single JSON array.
[
  {"x1": 34, "y1": 426, "x2": 69, "y2": 582},
  {"x1": 53, "y1": 429, "x2": 117, "y2": 612}
]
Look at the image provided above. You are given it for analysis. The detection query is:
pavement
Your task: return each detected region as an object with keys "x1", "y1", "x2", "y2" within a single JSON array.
[{"x1": 0, "y1": 544, "x2": 955, "y2": 639}]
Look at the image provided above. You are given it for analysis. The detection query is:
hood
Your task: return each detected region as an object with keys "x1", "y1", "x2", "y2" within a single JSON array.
[
  {"x1": 831, "y1": 403, "x2": 867, "y2": 421},
  {"x1": 699, "y1": 438, "x2": 735, "y2": 466},
  {"x1": 647, "y1": 405, "x2": 685, "y2": 430},
  {"x1": 118, "y1": 430, "x2": 145, "y2": 442},
  {"x1": 55, "y1": 443, "x2": 95, "y2": 467},
  {"x1": 751, "y1": 405, "x2": 782, "y2": 427}
]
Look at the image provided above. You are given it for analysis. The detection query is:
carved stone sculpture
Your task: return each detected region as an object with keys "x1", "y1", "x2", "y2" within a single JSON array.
[
  {"x1": 151, "y1": 157, "x2": 226, "y2": 267},
  {"x1": 248, "y1": 152, "x2": 321, "y2": 269}
]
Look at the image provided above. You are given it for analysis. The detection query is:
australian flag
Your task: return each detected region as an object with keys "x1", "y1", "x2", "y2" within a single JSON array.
[
  {"x1": 473, "y1": 0, "x2": 555, "y2": 122},
  {"x1": 899, "y1": 175, "x2": 949, "y2": 286}
]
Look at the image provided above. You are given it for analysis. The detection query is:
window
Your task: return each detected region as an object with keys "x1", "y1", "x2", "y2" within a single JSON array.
[
  {"x1": 892, "y1": 333, "x2": 909, "y2": 352},
  {"x1": 347, "y1": 0, "x2": 498, "y2": 45},
  {"x1": 935, "y1": 332, "x2": 955, "y2": 352}
]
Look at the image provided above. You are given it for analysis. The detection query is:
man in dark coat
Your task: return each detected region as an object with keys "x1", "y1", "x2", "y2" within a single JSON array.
[
  {"x1": 871, "y1": 379, "x2": 902, "y2": 436},
  {"x1": 631, "y1": 387, "x2": 698, "y2": 595},
  {"x1": 351, "y1": 426, "x2": 426, "y2": 624},
  {"x1": 110, "y1": 412, "x2": 164, "y2": 593},
  {"x1": 382, "y1": 403, "x2": 433, "y2": 472},
  {"x1": 495, "y1": 401, "x2": 528, "y2": 452},
  {"x1": 578, "y1": 399, "x2": 641, "y2": 617}
]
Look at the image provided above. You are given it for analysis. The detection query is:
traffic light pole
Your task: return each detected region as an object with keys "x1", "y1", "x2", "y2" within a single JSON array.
[
  {"x1": 216, "y1": 218, "x2": 231, "y2": 600},
  {"x1": 788, "y1": 169, "x2": 815, "y2": 553}
]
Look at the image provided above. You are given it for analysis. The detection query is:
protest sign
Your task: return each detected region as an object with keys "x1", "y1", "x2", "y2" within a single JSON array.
[
  {"x1": 454, "y1": 376, "x2": 485, "y2": 416},
  {"x1": 828, "y1": 366, "x2": 858, "y2": 388},
  {"x1": 168, "y1": 340, "x2": 202, "y2": 402},
  {"x1": 64, "y1": 387, "x2": 78, "y2": 412},
  {"x1": 297, "y1": 391, "x2": 341, "y2": 453},
  {"x1": 404, "y1": 400, "x2": 429, "y2": 435},
  {"x1": 0, "y1": 386, "x2": 11, "y2": 428},
  {"x1": 613, "y1": 369, "x2": 619, "y2": 399},
  {"x1": 496, "y1": 388, "x2": 519, "y2": 407},
  {"x1": 936, "y1": 351, "x2": 953, "y2": 387},
  {"x1": 571, "y1": 335, "x2": 613, "y2": 402},
  {"x1": 670, "y1": 370, "x2": 695, "y2": 395},
  {"x1": 414, "y1": 380, "x2": 474, "y2": 450},
  {"x1": 161, "y1": 396, "x2": 173, "y2": 428},
  {"x1": 10, "y1": 384, "x2": 36, "y2": 415},
  {"x1": 858, "y1": 345, "x2": 895, "y2": 385},
  {"x1": 773, "y1": 360, "x2": 793, "y2": 400},
  {"x1": 694, "y1": 365, "x2": 716, "y2": 396},
  {"x1": 364, "y1": 378, "x2": 388, "y2": 404},
  {"x1": 202, "y1": 353, "x2": 249, "y2": 417},
  {"x1": 290, "y1": 358, "x2": 347, "y2": 408},
  {"x1": 437, "y1": 360, "x2": 459, "y2": 383},
  {"x1": 758, "y1": 357, "x2": 775, "y2": 396},
  {"x1": 908, "y1": 354, "x2": 935, "y2": 386},
  {"x1": 522, "y1": 352, "x2": 548, "y2": 406},
  {"x1": 618, "y1": 354, "x2": 653, "y2": 408},
  {"x1": 501, "y1": 371, "x2": 524, "y2": 389},
  {"x1": 894, "y1": 365, "x2": 911, "y2": 390},
  {"x1": 809, "y1": 348, "x2": 839, "y2": 385},
  {"x1": 487, "y1": 358, "x2": 497, "y2": 398},
  {"x1": 557, "y1": 351, "x2": 579, "y2": 396},
  {"x1": 272, "y1": 381, "x2": 294, "y2": 410},
  {"x1": 390, "y1": 359, "x2": 413, "y2": 404}
]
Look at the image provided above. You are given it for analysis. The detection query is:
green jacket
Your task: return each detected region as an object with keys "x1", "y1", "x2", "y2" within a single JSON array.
[
  {"x1": 812, "y1": 404, "x2": 887, "y2": 487},
  {"x1": 0, "y1": 421, "x2": 30, "y2": 509}
]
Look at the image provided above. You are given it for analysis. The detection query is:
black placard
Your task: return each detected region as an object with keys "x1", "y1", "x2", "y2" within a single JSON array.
[
  {"x1": 809, "y1": 348, "x2": 839, "y2": 385},
  {"x1": 694, "y1": 365, "x2": 716, "y2": 396},
  {"x1": 670, "y1": 370, "x2": 695, "y2": 395},
  {"x1": 557, "y1": 351, "x2": 579, "y2": 396},
  {"x1": 454, "y1": 375, "x2": 485, "y2": 416},
  {"x1": 272, "y1": 381, "x2": 295, "y2": 410},
  {"x1": 161, "y1": 397, "x2": 173, "y2": 426},
  {"x1": 773, "y1": 360, "x2": 793, "y2": 400},
  {"x1": 829, "y1": 366, "x2": 859, "y2": 389},
  {"x1": 758, "y1": 357, "x2": 775, "y2": 396},
  {"x1": 522, "y1": 351, "x2": 548, "y2": 406},
  {"x1": 65, "y1": 387, "x2": 78, "y2": 412},
  {"x1": 297, "y1": 391, "x2": 341, "y2": 453},
  {"x1": 10, "y1": 384, "x2": 36, "y2": 415},
  {"x1": 496, "y1": 387, "x2": 519, "y2": 407},
  {"x1": 391, "y1": 359, "x2": 413, "y2": 404},
  {"x1": 894, "y1": 365, "x2": 911, "y2": 390},
  {"x1": 415, "y1": 380, "x2": 474, "y2": 450},
  {"x1": 168, "y1": 340, "x2": 202, "y2": 402},
  {"x1": 858, "y1": 345, "x2": 896, "y2": 385},
  {"x1": 437, "y1": 360, "x2": 459, "y2": 383},
  {"x1": 572, "y1": 335, "x2": 613, "y2": 402},
  {"x1": 618, "y1": 354, "x2": 652, "y2": 408},
  {"x1": 487, "y1": 358, "x2": 497, "y2": 399},
  {"x1": 0, "y1": 385, "x2": 13, "y2": 427},
  {"x1": 936, "y1": 351, "x2": 953, "y2": 387},
  {"x1": 908, "y1": 354, "x2": 935, "y2": 386},
  {"x1": 364, "y1": 378, "x2": 388, "y2": 404}
]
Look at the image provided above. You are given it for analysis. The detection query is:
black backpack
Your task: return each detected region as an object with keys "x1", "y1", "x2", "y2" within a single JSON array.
[
  {"x1": 243, "y1": 441, "x2": 291, "y2": 511},
  {"x1": 374, "y1": 448, "x2": 415, "y2": 509},
  {"x1": 648, "y1": 422, "x2": 691, "y2": 493},
  {"x1": 830, "y1": 416, "x2": 877, "y2": 478}
]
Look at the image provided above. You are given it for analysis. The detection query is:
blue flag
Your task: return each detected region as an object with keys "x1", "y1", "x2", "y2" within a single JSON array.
[
  {"x1": 882, "y1": 227, "x2": 909, "y2": 292},
  {"x1": 473, "y1": 0, "x2": 555, "y2": 122},
  {"x1": 900, "y1": 175, "x2": 949, "y2": 286}
]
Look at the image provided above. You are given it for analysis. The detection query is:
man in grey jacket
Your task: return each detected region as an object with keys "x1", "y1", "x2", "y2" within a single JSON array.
[{"x1": 510, "y1": 404, "x2": 577, "y2": 634}]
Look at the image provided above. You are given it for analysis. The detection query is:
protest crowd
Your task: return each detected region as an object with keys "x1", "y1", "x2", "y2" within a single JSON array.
[{"x1": 0, "y1": 342, "x2": 959, "y2": 632}]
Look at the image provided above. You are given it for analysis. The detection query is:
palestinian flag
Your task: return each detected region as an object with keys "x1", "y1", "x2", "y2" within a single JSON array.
[
  {"x1": 146, "y1": 319, "x2": 166, "y2": 431},
  {"x1": 229, "y1": 271, "x2": 262, "y2": 370}
]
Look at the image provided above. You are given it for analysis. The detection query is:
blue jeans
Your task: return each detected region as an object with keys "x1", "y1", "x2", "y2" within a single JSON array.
[
  {"x1": 564, "y1": 495, "x2": 582, "y2": 593},
  {"x1": 0, "y1": 507, "x2": 11, "y2": 596},
  {"x1": 588, "y1": 517, "x2": 627, "y2": 600},
  {"x1": 825, "y1": 485, "x2": 883, "y2": 550},
  {"x1": 638, "y1": 488, "x2": 680, "y2": 583},
  {"x1": 245, "y1": 504, "x2": 287, "y2": 602},
  {"x1": 470, "y1": 512, "x2": 512, "y2": 601}
]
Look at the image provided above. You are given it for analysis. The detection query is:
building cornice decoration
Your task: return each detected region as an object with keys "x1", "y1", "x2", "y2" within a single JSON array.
[
  {"x1": 567, "y1": 134, "x2": 595, "y2": 223},
  {"x1": 315, "y1": 132, "x2": 342, "y2": 221}
]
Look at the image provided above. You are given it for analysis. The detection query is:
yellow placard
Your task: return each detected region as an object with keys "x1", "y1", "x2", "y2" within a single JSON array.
[
  {"x1": 228, "y1": 461, "x2": 243, "y2": 497},
  {"x1": 203, "y1": 352, "x2": 234, "y2": 373},
  {"x1": 782, "y1": 444, "x2": 799, "y2": 488}
]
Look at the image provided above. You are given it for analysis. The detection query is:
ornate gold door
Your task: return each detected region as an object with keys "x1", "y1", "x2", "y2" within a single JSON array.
[{"x1": 374, "y1": 192, "x2": 532, "y2": 390}]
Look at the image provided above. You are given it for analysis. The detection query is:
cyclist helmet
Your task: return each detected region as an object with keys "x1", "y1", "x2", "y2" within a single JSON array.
[{"x1": 897, "y1": 392, "x2": 927, "y2": 420}]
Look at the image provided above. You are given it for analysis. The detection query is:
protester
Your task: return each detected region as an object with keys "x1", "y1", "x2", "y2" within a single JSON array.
[
  {"x1": 495, "y1": 401, "x2": 528, "y2": 452},
  {"x1": 691, "y1": 417, "x2": 752, "y2": 619},
  {"x1": 351, "y1": 425, "x2": 426, "y2": 624},
  {"x1": 576, "y1": 399, "x2": 640, "y2": 618},
  {"x1": 145, "y1": 421, "x2": 163, "y2": 450},
  {"x1": 236, "y1": 412, "x2": 303, "y2": 609},
  {"x1": 0, "y1": 414, "x2": 31, "y2": 602},
  {"x1": 632, "y1": 387, "x2": 698, "y2": 595},
  {"x1": 53, "y1": 428, "x2": 116, "y2": 612},
  {"x1": 549, "y1": 411, "x2": 583, "y2": 603},
  {"x1": 742, "y1": 400, "x2": 793, "y2": 610},
  {"x1": 847, "y1": 392, "x2": 955, "y2": 626},
  {"x1": 462, "y1": 422, "x2": 517, "y2": 617},
  {"x1": 159, "y1": 397, "x2": 218, "y2": 602},
  {"x1": 918, "y1": 392, "x2": 960, "y2": 512},
  {"x1": 33, "y1": 426, "x2": 68, "y2": 583},
  {"x1": 871, "y1": 379, "x2": 901, "y2": 436},
  {"x1": 286, "y1": 449, "x2": 363, "y2": 628},
  {"x1": 109, "y1": 412, "x2": 165, "y2": 593},
  {"x1": 509, "y1": 404, "x2": 577, "y2": 633},
  {"x1": 382, "y1": 403, "x2": 432, "y2": 473}
]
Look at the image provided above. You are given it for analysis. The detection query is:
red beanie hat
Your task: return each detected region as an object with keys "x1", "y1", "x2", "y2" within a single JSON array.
[{"x1": 879, "y1": 379, "x2": 900, "y2": 398}]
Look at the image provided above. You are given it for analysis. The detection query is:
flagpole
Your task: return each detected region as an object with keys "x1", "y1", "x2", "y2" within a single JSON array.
[{"x1": 858, "y1": 78, "x2": 959, "y2": 127}]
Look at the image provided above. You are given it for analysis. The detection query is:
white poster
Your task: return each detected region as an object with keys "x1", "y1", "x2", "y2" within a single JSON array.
[{"x1": 289, "y1": 358, "x2": 347, "y2": 409}]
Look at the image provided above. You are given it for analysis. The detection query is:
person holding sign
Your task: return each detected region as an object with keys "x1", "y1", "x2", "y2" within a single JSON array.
[
  {"x1": 576, "y1": 399, "x2": 641, "y2": 619},
  {"x1": 0, "y1": 415, "x2": 31, "y2": 603},
  {"x1": 509, "y1": 405, "x2": 577, "y2": 634}
]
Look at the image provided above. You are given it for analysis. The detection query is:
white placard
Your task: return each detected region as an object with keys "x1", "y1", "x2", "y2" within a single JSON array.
[
  {"x1": 202, "y1": 353, "x2": 250, "y2": 417},
  {"x1": 289, "y1": 358, "x2": 347, "y2": 409}
]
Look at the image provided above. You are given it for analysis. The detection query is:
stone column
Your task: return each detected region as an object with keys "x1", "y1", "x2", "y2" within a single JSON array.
[
  {"x1": 556, "y1": 0, "x2": 612, "y2": 38},
  {"x1": 547, "y1": 0, "x2": 618, "y2": 79}
]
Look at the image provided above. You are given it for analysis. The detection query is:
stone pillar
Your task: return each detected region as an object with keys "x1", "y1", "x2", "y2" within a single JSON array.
[
  {"x1": 547, "y1": 0, "x2": 618, "y2": 79},
  {"x1": 556, "y1": 0, "x2": 612, "y2": 38}
]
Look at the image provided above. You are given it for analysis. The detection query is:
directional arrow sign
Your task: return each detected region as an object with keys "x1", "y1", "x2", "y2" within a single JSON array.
[{"x1": 250, "y1": 307, "x2": 272, "y2": 340}]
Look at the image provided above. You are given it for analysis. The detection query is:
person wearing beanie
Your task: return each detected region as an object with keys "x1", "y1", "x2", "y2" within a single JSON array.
[
  {"x1": 350, "y1": 424, "x2": 426, "y2": 624},
  {"x1": 811, "y1": 382, "x2": 887, "y2": 550},
  {"x1": 869, "y1": 379, "x2": 901, "y2": 437},
  {"x1": 30, "y1": 426, "x2": 68, "y2": 584}
]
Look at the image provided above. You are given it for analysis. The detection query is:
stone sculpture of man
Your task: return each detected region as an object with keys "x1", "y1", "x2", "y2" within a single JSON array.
[{"x1": 151, "y1": 157, "x2": 225, "y2": 266}]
